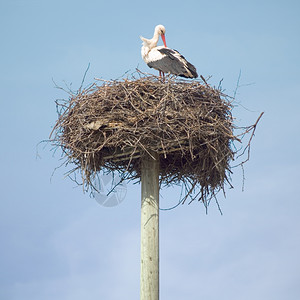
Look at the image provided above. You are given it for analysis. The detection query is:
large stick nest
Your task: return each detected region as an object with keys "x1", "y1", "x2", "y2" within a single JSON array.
[{"x1": 50, "y1": 75, "x2": 261, "y2": 204}]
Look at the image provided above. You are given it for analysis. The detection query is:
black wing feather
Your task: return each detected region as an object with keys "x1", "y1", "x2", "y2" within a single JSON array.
[{"x1": 155, "y1": 48, "x2": 198, "y2": 78}]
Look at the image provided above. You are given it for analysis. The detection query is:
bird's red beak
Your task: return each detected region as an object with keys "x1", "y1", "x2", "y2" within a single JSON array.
[{"x1": 161, "y1": 34, "x2": 167, "y2": 47}]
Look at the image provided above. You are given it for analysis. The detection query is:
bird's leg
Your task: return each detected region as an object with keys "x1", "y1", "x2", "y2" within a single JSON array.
[{"x1": 158, "y1": 71, "x2": 165, "y2": 83}]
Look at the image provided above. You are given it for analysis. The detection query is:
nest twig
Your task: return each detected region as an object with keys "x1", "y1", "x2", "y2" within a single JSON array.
[{"x1": 50, "y1": 74, "x2": 262, "y2": 204}]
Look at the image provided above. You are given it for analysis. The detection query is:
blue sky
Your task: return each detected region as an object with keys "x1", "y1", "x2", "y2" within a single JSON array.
[{"x1": 1, "y1": 0, "x2": 300, "y2": 299}]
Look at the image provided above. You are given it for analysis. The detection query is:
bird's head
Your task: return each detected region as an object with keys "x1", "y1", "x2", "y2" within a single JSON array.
[
  {"x1": 155, "y1": 24, "x2": 167, "y2": 47},
  {"x1": 155, "y1": 24, "x2": 166, "y2": 35}
]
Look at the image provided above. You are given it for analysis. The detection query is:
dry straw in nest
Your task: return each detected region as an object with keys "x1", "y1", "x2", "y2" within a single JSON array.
[{"x1": 50, "y1": 74, "x2": 262, "y2": 205}]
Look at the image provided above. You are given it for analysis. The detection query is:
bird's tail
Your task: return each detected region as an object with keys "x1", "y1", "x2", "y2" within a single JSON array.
[{"x1": 185, "y1": 62, "x2": 198, "y2": 78}]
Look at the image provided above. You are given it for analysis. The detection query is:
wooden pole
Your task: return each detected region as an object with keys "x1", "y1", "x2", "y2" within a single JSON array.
[{"x1": 140, "y1": 152, "x2": 159, "y2": 300}]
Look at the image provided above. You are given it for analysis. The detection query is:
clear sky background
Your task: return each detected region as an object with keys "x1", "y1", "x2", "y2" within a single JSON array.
[{"x1": 1, "y1": 0, "x2": 300, "y2": 299}]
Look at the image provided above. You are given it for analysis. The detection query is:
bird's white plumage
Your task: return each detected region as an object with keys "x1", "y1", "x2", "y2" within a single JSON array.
[
  {"x1": 141, "y1": 46, "x2": 166, "y2": 64},
  {"x1": 140, "y1": 25, "x2": 165, "y2": 61}
]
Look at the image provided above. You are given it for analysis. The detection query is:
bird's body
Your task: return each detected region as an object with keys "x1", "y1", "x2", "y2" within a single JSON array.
[{"x1": 140, "y1": 25, "x2": 198, "y2": 79}]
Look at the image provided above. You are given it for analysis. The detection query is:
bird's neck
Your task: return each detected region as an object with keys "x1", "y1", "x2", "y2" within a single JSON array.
[
  {"x1": 142, "y1": 32, "x2": 160, "y2": 50},
  {"x1": 151, "y1": 31, "x2": 160, "y2": 47}
]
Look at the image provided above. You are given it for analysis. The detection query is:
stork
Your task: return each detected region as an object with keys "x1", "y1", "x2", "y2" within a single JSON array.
[{"x1": 140, "y1": 25, "x2": 198, "y2": 79}]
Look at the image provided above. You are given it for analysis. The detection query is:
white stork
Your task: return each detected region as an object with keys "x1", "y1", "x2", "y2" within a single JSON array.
[{"x1": 140, "y1": 25, "x2": 198, "y2": 79}]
